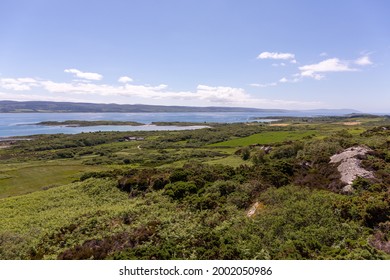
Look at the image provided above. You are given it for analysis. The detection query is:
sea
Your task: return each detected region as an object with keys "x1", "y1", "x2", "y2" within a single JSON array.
[{"x1": 0, "y1": 111, "x2": 357, "y2": 137}]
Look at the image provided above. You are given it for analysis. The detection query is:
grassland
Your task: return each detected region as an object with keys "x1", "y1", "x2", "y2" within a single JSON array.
[
  {"x1": 0, "y1": 115, "x2": 390, "y2": 260},
  {"x1": 209, "y1": 130, "x2": 317, "y2": 147},
  {"x1": 0, "y1": 160, "x2": 108, "y2": 198}
]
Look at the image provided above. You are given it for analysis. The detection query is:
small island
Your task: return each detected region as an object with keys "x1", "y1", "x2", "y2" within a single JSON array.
[{"x1": 37, "y1": 120, "x2": 145, "y2": 127}]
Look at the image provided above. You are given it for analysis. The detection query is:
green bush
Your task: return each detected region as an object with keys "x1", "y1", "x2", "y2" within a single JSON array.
[{"x1": 164, "y1": 181, "x2": 198, "y2": 200}]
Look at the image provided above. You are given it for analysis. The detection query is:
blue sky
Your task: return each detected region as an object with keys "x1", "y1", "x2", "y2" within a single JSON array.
[{"x1": 0, "y1": 0, "x2": 389, "y2": 112}]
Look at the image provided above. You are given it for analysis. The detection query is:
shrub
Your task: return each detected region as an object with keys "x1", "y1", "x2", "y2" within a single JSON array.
[
  {"x1": 297, "y1": 140, "x2": 342, "y2": 164},
  {"x1": 164, "y1": 181, "x2": 198, "y2": 200},
  {"x1": 169, "y1": 169, "x2": 189, "y2": 182},
  {"x1": 241, "y1": 147, "x2": 251, "y2": 160}
]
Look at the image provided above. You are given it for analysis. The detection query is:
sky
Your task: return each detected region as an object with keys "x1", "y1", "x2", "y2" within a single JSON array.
[{"x1": 0, "y1": 0, "x2": 389, "y2": 112}]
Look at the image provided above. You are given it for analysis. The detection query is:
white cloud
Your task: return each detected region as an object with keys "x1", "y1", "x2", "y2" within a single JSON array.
[
  {"x1": 279, "y1": 77, "x2": 300, "y2": 83},
  {"x1": 300, "y1": 58, "x2": 355, "y2": 72},
  {"x1": 118, "y1": 76, "x2": 133, "y2": 83},
  {"x1": 355, "y1": 56, "x2": 372, "y2": 66},
  {"x1": 279, "y1": 77, "x2": 288, "y2": 83},
  {"x1": 299, "y1": 58, "x2": 356, "y2": 79},
  {"x1": 272, "y1": 62, "x2": 287, "y2": 67},
  {"x1": 0, "y1": 77, "x2": 39, "y2": 91},
  {"x1": 0, "y1": 91, "x2": 80, "y2": 102},
  {"x1": 249, "y1": 82, "x2": 277, "y2": 88},
  {"x1": 257, "y1": 52, "x2": 296, "y2": 63},
  {"x1": 320, "y1": 52, "x2": 328, "y2": 57},
  {"x1": 64, "y1": 69, "x2": 103, "y2": 81},
  {"x1": 2, "y1": 83, "x2": 31, "y2": 91},
  {"x1": 41, "y1": 80, "x2": 168, "y2": 98},
  {"x1": 17, "y1": 78, "x2": 37, "y2": 83},
  {"x1": 195, "y1": 85, "x2": 251, "y2": 103},
  {"x1": 258, "y1": 52, "x2": 295, "y2": 60},
  {"x1": 301, "y1": 72, "x2": 324, "y2": 80}
]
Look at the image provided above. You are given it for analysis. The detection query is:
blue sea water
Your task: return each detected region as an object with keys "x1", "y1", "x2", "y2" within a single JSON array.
[{"x1": 0, "y1": 111, "x2": 352, "y2": 137}]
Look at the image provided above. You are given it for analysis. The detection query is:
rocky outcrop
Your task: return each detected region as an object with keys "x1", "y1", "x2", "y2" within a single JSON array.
[
  {"x1": 246, "y1": 202, "x2": 265, "y2": 217},
  {"x1": 330, "y1": 146, "x2": 374, "y2": 193}
]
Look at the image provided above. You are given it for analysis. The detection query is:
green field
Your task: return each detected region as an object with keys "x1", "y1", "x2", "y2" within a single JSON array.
[
  {"x1": 0, "y1": 161, "x2": 107, "y2": 198},
  {"x1": 205, "y1": 154, "x2": 247, "y2": 167},
  {"x1": 209, "y1": 130, "x2": 317, "y2": 147}
]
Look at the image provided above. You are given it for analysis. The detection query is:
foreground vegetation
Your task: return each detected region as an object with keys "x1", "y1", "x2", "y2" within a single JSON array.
[{"x1": 0, "y1": 116, "x2": 390, "y2": 259}]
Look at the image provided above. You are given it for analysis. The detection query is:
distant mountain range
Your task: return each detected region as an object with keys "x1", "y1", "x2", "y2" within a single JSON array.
[{"x1": 0, "y1": 100, "x2": 361, "y2": 114}]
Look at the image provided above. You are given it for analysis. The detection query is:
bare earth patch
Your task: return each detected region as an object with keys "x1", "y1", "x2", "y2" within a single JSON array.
[
  {"x1": 342, "y1": 122, "x2": 361, "y2": 126},
  {"x1": 269, "y1": 123, "x2": 289, "y2": 127},
  {"x1": 330, "y1": 146, "x2": 374, "y2": 193}
]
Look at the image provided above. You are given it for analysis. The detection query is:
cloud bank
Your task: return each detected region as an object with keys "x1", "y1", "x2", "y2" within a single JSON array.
[{"x1": 0, "y1": 70, "x2": 319, "y2": 109}]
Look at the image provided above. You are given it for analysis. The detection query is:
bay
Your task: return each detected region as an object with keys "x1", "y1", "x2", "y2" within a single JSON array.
[{"x1": 0, "y1": 111, "x2": 347, "y2": 137}]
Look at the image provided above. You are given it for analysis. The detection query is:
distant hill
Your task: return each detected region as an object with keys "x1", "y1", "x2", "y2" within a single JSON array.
[
  {"x1": 0, "y1": 100, "x2": 286, "y2": 113},
  {"x1": 0, "y1": 100, "x2": 361, "y2": 114},
  {"x1": 300, "y1": 108, "x2": 362, "y2": 115}
]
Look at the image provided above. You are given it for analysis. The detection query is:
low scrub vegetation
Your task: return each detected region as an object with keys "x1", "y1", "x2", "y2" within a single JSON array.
[{"x1": 0, "y1": 116, "x2": 389, "y2": 259}]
